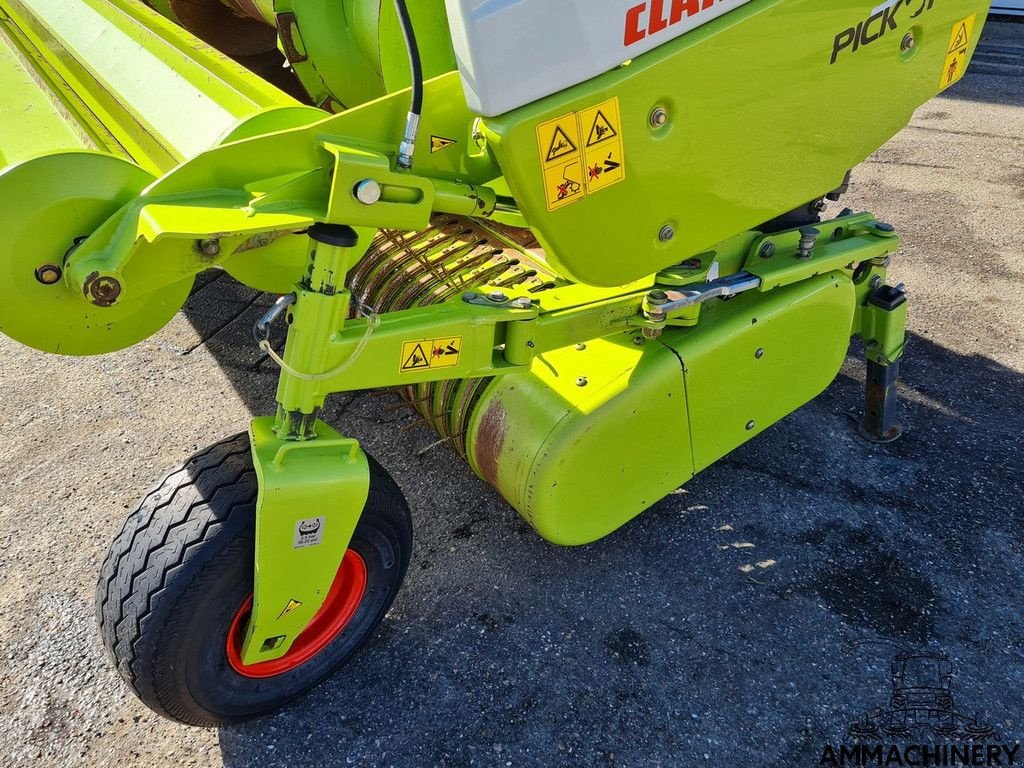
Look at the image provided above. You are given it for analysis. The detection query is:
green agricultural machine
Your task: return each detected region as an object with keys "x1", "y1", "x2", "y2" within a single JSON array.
[{"x1": 0, "y1": 0, "x2": 988, "y2": 725}]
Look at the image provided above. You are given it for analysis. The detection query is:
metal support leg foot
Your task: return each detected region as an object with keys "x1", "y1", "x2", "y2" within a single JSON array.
[{"x1": 859, "y1": 358, "x2": 902, "y2": 444}]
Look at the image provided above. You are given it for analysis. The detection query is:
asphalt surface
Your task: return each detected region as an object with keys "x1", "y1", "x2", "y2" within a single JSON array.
[{"x1": 1, "y1": 20, "x2": 1022, "y2": 768}]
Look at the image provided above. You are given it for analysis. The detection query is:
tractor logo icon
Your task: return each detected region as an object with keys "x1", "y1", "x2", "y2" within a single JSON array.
[
  {"x1": 298, "y1": 519, "x2": 321, "y2": 535},
  {"x1": 846, "y1": 651, "x2": 997, "y2": 743}
]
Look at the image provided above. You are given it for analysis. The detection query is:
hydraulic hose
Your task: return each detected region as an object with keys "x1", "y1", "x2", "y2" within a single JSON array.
[{"x1": 393, "y1": 0, "x2": 424, "y2": 169}]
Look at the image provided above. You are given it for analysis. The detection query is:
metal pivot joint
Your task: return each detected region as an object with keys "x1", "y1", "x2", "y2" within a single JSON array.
[{"x1": 273, "y1": 224, "x2": 364, "y2": 440}]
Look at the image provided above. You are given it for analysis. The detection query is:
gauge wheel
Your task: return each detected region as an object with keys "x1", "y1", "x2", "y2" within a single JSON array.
[{"x1": 95, "y1": 432, "x2": 412, "y2": 726}]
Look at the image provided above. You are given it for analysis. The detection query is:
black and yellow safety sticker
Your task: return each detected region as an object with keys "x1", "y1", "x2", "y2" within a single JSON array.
[
  {"x1": 535, "y1": 97, "x2": 626, "y2": 212},
  {"x1": 940, "y1": 14, "x2": 977, "y2": 91},
  {"x1": 400, "y1": 337, "x2": 462, "y2": 373}
]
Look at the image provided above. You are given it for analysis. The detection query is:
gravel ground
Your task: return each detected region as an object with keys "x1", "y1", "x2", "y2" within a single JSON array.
[{"x1": 1, "y1": 20, "x2": 1022, "y2": 768}]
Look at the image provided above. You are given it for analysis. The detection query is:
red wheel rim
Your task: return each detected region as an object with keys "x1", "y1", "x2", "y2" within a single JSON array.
[{"x1": 226, "y1": 550, "x2": 367, "y2": 678}]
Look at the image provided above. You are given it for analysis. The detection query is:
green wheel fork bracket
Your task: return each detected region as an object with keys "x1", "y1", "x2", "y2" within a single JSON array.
[
  {"x1": 246, "y1": 418, "x2": 369, "y2": 665},
  {"x1": 243, "y1": 224, "x2": 371, "y2": 665}
]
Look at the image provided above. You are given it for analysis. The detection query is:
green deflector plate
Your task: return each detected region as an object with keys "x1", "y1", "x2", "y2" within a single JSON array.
[{"x1": 0, "y1": 152, "x2": 193, "y2": 356}]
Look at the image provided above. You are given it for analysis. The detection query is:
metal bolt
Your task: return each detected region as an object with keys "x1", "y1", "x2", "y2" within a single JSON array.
[
  {"x1": 649, "y1": 107, "x2": 669, "y2": 128},
  {"x1": 354, "y1": 179, "x2": 382, "y2": 205},
  {"x1": 901, "y1": 33, "x2": 916, "y2": 52},
  {"x1": 647, "y1": 289, "x2": 669, "y2": 306},
  {"x1": 462, "y1": 292, "x2": 477, "y2": 302},
  {"x1": 34, "y1": 264, "x2": 62, "y2": 285},
  {"x1": 796, "y1": 227, "x2": 820, "y2": 260},
  {"x1": 632, "y1": 337, "x2": 645, "y2": 346},
  {"x1": 875, "y1": 221, "x2": 896, "y2": 233},
  {"x1": 755, "y1": 348, "x2": 765, "y2": 359},
  {"x1": 511, "y1": 297, "x2": 533, "y2": 309},
  {"x1": 759, "y1": 242, "x2": 776, "y2": 259},
  {"x1": 199, "y1": 238, "x2": 221, "y2": 258},
  {"x1": 812, "y1": 199, "x2": 828, "y2": 214},
  {"x1": 253, "y1": 234, "x2": 271, "y2": 248},
  {"x1": 576, "y1": 343, "x2": 587, "y2": 351},
  {"x1": 488, "y1": 290, "x2": 508, "y2": 303},
  {"x1": 870, "y1": 275, "x2": 884, "y2": 290},
  {"x1": 576, "y1": 376, "x2": 588, "y2": 387},
  {"x1": 746, "y1": 420, "x2": 756, "y2": 431},
  {"x1": 658, "y1": 225, "x2": 675, "y2": 243},
  {"x1": 88, "y1": 275, "x2": 122, "y2": 306}
]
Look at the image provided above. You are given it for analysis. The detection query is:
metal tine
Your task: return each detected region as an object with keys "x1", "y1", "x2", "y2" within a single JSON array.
[
  {"x1": 384, "y1": 396, "x2": 431, "y2": 413},
  {"x1": 399, "y1": 411, "x2": 454, "y2": 434},
  {"x1": 415, "y1": 435, "x2": 458, "y2": 459}
]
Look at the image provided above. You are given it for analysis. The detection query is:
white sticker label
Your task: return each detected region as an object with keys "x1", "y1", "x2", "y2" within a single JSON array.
[{"x1": 293, "y1": 517, "x2": 325, "y2": 549}]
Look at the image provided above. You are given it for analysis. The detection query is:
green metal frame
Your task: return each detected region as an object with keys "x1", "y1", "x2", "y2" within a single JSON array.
[{"x1": 2, "y1": 0, "x2": 987, "y2": 660}]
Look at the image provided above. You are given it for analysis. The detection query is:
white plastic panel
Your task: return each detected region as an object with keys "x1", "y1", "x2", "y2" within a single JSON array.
[{"x1": 446, "y1": 0, "x2": 753, "y2": 116}]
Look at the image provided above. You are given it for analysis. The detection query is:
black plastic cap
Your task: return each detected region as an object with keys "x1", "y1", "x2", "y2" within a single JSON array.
[
  {"x1": 309, "y1": 223, "x2": 359, "y2": 248},
  {"x1": 868, "y1": 285, "x2": 908, "y2": 312}
]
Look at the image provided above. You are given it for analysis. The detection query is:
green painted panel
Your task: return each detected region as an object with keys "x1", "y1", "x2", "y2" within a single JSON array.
[
  {"x1": 468, "y1": 335, "x2": 692, "y2": 546},
  {"x1": 485, "y1": 0, "x2": 990, "y2": 286},
  {"x1": 671, "y1": 272, "x2": 855, "y2": 472}
]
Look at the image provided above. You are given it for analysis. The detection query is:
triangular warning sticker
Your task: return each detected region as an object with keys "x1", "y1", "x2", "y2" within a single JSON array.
[
  {"x1": 277, "y1": 599, "x2": 303, "y2": 619},
  {"x1": 546, "y1": 127, "x2": 578, "y2": 163},
  {"x1": 948, "y1": 23, "x2": 969, "y2": 54},
  {"x1": 586, "y1": 110, "x2": 618, "y2": 147},
  {"x1": 430, "y1": 135, "x2": 457, "y2": 153},
  {"x1": 402, "y1": 343, "x2": 430, "y2": 371}
]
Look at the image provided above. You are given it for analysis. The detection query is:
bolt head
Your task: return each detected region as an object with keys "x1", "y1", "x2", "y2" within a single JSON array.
[
  {"x1": 658, "y1": 225, "x2": 675, "y2": 243},
  {"x1": 647, "y1": 290, "x2": 669, "y2": 305},
  {"x1": 632, "y1": 337, "x2": 645, "y2": 346},
  {"x1": 354, "y1": 179, "x2": 382, "y2": 205},
  {"x1": 512, "y1": 297, "x2": 533, "y2": 309},
  {"x1": 34, "y1": 264, "x2": 62, "y2": 285},
  {"x1": 746, "y1": 420, "x2": 756, "y2": 431},
  {"x1": 575, "y1": 343, "x2": 587, "y2": 351},
  {"x1": 88, "y1": 275, "x2": 122, "y2": 306},
  {"x1": 649, "y1": 107, "x2": 669, "y2": 128},
  {"x1": 576, "y1": 376, "x2": 588, "y2": 387},
  {"x1": 199, "y1": 239, "x2": 220, "y2": 257},
  {"x1": 487, "y1": 290, "x2": 508, "y2": 303},
  {"x1": 755, "y1": 348, "x2": 765, "y2": 359},
  {"x1": 901, "y1": 33, "x2": 916, "y2": 52},
  {"x1": 759, "y1": 242, "x2": 776, "y2": 259}
]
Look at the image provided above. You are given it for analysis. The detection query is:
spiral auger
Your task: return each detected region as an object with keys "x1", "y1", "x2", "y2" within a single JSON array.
[{"x1": 350, "y1": 215, "x2": 560, "y2": 458}]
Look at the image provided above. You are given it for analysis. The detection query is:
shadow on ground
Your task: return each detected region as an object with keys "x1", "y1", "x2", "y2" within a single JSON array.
[{"x1": 175, "y1": 290, "x2": 1023, "y2": 766}]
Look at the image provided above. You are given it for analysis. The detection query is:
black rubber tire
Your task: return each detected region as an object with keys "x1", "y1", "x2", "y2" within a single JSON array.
[{"x1": 95, "y1": 433, "x2": 412, "y2": 727}]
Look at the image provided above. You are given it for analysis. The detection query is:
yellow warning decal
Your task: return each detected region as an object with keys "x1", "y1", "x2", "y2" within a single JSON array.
[
  {"x1": 940, "y1": 14, "x2": 977, "y2": 90},
  {"x1": 578, "y1": 98, "x2": 626, "y2": 194},
  {"x1": 400, "y1": 336, "x2": 463, "y2": 373},
  {"x1": 430, "y1": 135, "x2": 457, "y2": 153},
  {"x1": 277, "y1": 599, "x2": 303, "y2": 619},
  {"x1": 535, "y1": 98, "x2": 626, "y2": 211},
  {"x1": 536, "y1": 112, "x2": 587, "y2": 211}
]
